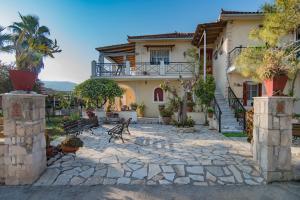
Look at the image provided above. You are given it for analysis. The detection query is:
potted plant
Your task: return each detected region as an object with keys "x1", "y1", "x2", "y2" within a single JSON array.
[
  {"x1": 159, "y1": 106, "x2": 173, "y2": 125},
  {"x1": 130, "y1": 102, "x2": 138, "y2": 111},
  {"x1": 235, "y1": 0, "x2": 300, "y2": 97},
  {"x1": 61, "y1": 136, "x2": 83, "y2": 153},
  {"x1": 235, "y1": 108, "x2": 245, "y2": 118},
  {"x1": 8, "y1": 13, "x2": 61, "y2": 91},
  {"x1": 45, "y1": 131, "x2": 54, "y2": 158},
  {"x1": 137, "y1": 102, "x2": 146, "y2": 117},
  {"x1": 186, "y1": 101, "x2": 195, "y2": 112},
  {"x1": 207, "y1": 107, "x2": 214, "y2": 118},
  {"x1": 121, "y1": 105, "x2": 128, "y2": 111}
]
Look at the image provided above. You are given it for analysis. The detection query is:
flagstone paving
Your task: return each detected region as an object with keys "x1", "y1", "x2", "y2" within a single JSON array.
[{"x1": 34, "y1": 124, "x2": 265, "y2": 186}]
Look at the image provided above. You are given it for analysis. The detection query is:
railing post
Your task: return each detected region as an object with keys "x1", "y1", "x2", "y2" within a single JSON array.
[
  {"x1": 91, "y1": 60, "x2": 96, "y2": 77},
  {"x1": 160, "y1": 60, "x2": 165, "y2": 75},
  {"x1": 125, "y1": 61, "x2": 130, "y2": 75}
]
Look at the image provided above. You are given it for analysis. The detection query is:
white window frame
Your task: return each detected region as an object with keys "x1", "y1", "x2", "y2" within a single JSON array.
[{"x1": 150, "y1": 49, "x2": 170, "y2": 65}]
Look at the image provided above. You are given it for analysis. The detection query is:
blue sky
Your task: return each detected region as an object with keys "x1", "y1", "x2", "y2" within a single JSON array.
[{"x1": 0, "y1": 0, "x2": 269, "y2": 83}]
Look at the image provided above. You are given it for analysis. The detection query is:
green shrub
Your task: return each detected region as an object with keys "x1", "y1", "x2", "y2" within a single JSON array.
[
  {"x1": 173, "y1": 116, "x2": 195, "y2": 127},
  {"x1": 61, "y1": 136, "x2": 83, "y2": 148},
  {"x1": 207, "y1": 107, "x2": 214, "y2": 113},
  {"x1": 159, "y1": 106, "x2": 174, "y2": 117}
]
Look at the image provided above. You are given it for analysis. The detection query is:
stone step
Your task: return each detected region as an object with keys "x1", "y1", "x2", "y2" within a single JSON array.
[{"x1": 137, "y1": 117, "x2": 159, "y2": 124}]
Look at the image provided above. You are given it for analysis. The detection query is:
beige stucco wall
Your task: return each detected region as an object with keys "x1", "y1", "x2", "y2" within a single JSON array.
[
  {"x1": 135, "y1": 40, "x2": 194, "y2": 63},
  {"x1": 212, "y1": 18, "x2": 300, "y2": 114},
  {"x1": 116, "y1": 80, "x2": 183, "y2": 117}
]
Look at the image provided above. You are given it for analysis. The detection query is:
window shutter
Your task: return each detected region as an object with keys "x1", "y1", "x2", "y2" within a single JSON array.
[
  {"x1": 258, "y1": 83, "x2": 262, "y2": 96},
  {"x1": 243, "y1": 82, "x2": 248, "y2": 106}
]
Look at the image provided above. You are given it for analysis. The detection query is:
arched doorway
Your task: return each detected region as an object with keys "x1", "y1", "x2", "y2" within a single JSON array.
[{"x1": 115, "y1": 84, "x2": 136, "y2": 111}]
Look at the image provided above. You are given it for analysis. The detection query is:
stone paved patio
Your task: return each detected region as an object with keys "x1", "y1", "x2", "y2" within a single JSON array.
[{"x1": 34, "y1": 124, "x2": 265, "y2": 186}]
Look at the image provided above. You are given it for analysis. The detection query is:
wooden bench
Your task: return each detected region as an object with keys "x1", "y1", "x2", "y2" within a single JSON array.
[
  {"x1": 63, "y1": 120, "x2": 81, "y2": 136},
  {"x1": 63, "y1": 117, "x2": 100, "y2": 136},
  {"x1": 107, "y1": 118, "x2": 132, "y2": 143},
  {"x1": 108, "y1": 123, "x2": 125, "y2": 143},
  {"x1": 293, "y1": 123, "x2": 300, "y2": 139}
]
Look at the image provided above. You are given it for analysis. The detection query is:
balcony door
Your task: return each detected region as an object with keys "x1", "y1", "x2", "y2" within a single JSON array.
[
  {"x1": 150, "y1": 49, "x2": 169, "y2": 65},
  {"x1": 243, "y1": 82, "x2": 262, "y2": 106}
]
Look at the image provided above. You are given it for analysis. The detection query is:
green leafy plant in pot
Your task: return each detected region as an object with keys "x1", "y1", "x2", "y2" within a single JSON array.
[
  {"x1": 207, "y1": 107, "x2": 214, "y2": 118},
  {"x1": 137, "y1": 102, "x2": 146, "y2": 117},
  {"x1": 130, "y1": 102, "x2": 138, "y2": 111},
  {"x1": 159, "y1": 106, "x2": 174, "y2": 125},
  {"x1": 61, "y1": 136, "x2": 83, "y2": 153},
  {"x1": 9, "y1": 13, "x2": 61, "y2": 91}
]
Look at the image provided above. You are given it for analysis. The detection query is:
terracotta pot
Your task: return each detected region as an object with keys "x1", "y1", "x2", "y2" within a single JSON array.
[
  {"x1": 187, "y1": 106, "x2": 193, "y2": 112},
  {"x1": 263, "y1": 75, "x2": 288, "y2": 96},
  {"x1": 46, "y1": 146, "x2": 54, "y2": 157},
  {"x1": 162, "y1": 116, "x2": 171, "y2": 125},
  {"x1": 9, "y1": 70, "x2": 37, "y2": 91},
  {"x1": 208, "y1": 112, "x2": 213, "y2": 118},
  {"x1": 61, "y1": 145, "x2": 79, "y2": 153}
]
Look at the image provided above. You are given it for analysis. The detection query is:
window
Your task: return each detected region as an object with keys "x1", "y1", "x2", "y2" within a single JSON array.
[
  {"x1": 150, "y1": 49, "x2": 169, "y2": 65},
  {"x1": 247, "y1": 84, "x2": 259, "y2": 101},
  {"x1": 154, "y1": 87, "x2": 164, "y2": 102}
]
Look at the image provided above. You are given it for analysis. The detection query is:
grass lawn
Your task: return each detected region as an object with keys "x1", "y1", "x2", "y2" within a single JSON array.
[
  {"x1": 46, "y1": 116, "x2": 65, "y2": 141},
  {"x1": 223, "y1": 132, "x2": 247, "y2": 137}
]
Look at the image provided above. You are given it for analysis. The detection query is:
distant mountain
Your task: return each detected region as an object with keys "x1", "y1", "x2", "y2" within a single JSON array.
[{"x1": 42, "y1": 81, "x2": 77, "y2": 92}]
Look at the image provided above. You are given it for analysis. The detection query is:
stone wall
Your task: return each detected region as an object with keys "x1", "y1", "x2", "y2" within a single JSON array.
[
  {"x1": 253, "y1": 97, "x2": 293, "y2": 182},
  {"x1": 1, "y1": 93, "x2": 46, "y2": 185}
]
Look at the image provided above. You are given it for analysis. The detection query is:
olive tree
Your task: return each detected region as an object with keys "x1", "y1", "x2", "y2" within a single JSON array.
[{"x1": 74, "y1": 78, "x2": 124, "y2": 109}]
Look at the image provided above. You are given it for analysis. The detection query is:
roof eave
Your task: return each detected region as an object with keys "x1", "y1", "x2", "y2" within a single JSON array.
[
  {"x1": 128, "y1": 38, "x2": 193, "y2": 42},
  {"x1": 219, "y1": 13, "x2": 264, "y2": 21}
]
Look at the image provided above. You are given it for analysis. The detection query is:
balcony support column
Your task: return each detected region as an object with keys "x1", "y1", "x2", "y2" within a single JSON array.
[
  {"x1": 125, "y1": 61, "x2": 130, "y2": 75},
  {"x1": 91, "y1": 60, "x2": 96, "y2": 77},
  {"x1": 159, "y1": 60, "x2": 165, "y2": 75}
]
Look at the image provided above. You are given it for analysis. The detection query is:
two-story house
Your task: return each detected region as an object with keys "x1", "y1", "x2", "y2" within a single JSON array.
[
  {"x1": 193, "y1": 9, "x2": 300, "y2": 113},
  {"x1": 91, "y1": 9, "x2": 300, "y2": 131},
  {"x1": 91, "y1": 33, "x2": 206, "y2": 117}
]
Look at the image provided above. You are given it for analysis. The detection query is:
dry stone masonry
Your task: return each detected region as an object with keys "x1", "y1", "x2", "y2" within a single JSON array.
[
  {"x1": 253, "y1": 97, "x2": 293, "y2": 182},
  {"x1": 0, "y1": 93, "x2": 46, "y2": 185}
]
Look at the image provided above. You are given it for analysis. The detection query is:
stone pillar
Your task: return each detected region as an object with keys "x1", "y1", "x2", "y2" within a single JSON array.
[
  {"x1": 253, "y1": 97, "x2": 293, "y2": 183},
  {"x1": 1, "y1": 93, "x2": 46, "y2": 185}
]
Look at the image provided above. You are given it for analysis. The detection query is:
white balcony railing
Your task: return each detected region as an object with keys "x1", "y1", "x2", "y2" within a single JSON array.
[{"x1": 91, "y1": 61, "x2": 195, "y2": 77}]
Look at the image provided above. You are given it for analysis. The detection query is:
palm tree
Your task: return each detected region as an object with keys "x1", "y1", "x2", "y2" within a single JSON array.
[
  {"x1": 9, "y1": 13, "x2": 61, "y2": 73},
  {"x1": 0, "y1": 26, "x2": 12, "y2": 53}
]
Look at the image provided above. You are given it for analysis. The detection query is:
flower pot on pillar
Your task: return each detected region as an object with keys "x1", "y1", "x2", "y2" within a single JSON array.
[
  {"x1": 9, "y1": 70, "x2": 37, "y2": 91},
  {"x1": 263, "y1": 75, "x2": 288, "y2": 96}
]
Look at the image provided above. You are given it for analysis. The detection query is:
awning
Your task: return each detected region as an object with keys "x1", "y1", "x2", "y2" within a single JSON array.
[
  {"x1": 96, "y1": 43, "x2": 135, "y2": 64},
  {"x1": 192, "y1": 21, "x2": 227, "y2": 47}
]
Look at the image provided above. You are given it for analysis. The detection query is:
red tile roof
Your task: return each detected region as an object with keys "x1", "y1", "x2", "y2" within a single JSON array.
[
  {"x1": 128, "y1": 32, "x2": 194, "y2": 40},
  {"x1": 221, "y1": 9, "x2": 263, "y2": 15}
]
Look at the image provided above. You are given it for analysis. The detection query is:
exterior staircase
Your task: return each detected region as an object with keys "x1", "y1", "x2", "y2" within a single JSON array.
[{"x1": 214, "y1": 90, "x2": 244, "y2": 133}]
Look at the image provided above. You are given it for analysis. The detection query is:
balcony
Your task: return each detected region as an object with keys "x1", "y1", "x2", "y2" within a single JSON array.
[{"x1": 91, "y1": 61, "x2": 195, "y2": 79}]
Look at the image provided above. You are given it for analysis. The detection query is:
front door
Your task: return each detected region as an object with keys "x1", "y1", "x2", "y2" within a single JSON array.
[{"x1": 243, "y1": 82, "x2": 262, "y2": 106}]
